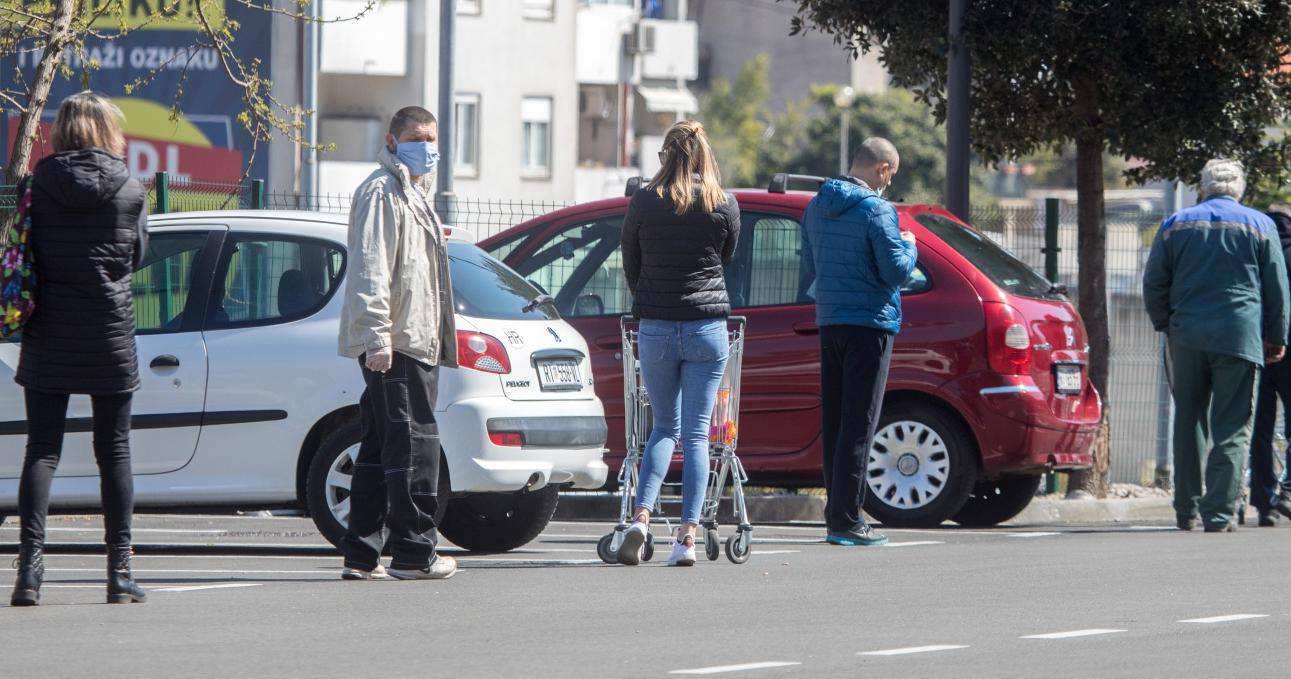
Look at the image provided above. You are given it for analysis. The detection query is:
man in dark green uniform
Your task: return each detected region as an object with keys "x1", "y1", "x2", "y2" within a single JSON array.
[{"x1": 1144, "y1": 159, "x2": 1290, "y2": 532}]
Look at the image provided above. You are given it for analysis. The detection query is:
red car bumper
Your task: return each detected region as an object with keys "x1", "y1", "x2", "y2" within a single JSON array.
[{"x1": 953, "y1": 374, "x2": 1102, "y2": 477}]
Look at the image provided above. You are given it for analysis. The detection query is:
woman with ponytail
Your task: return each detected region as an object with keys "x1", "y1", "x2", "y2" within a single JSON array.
[{"x1": 616, "y1": 120, "x2": 740, "y2": 567}]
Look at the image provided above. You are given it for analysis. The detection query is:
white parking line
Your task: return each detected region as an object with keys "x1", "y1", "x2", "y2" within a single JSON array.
[
  {"x1": 1021, "y1": 629, "x2": 1125, "y2": 639},
  {"x1": 1006, "y1": 532, "x2": 1059, "y2": 538},
  {"x1": 154, "y1": 583, "x2": 263, "y2": 592},
  {"x1": 859, "y1": 645, "x2": 968, "y2": 656},
  {"x1": 1, "y1": 527, "x2": 236, "y2": 535},
  {"x1": 669, "y1": 661, "x2": 802, "y2": 675},
  {"x1": 884, "y1": 541, "x2": 944, "y2": 548},
  {"x1": 1179, "y1": 614, "x2": 1268, "y2": 624}
]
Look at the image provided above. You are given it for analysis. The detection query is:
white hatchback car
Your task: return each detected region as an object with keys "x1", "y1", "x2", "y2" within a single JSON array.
[{"x1": 0, "y1": 210, "x2": 609, "y2": 551}]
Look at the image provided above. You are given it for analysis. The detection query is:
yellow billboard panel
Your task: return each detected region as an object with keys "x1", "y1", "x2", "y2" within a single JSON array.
[{"x1": 86, "y1": 0, "x2": 228, "y2": 32}]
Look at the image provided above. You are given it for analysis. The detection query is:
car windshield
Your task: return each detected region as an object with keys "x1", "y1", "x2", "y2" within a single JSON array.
[
  {"x1": 448, "y1": 242, "x2": 559, "y2": 320},
  {"x1": 914, "y1": 214, "x2": 1061, "y2": 300}
]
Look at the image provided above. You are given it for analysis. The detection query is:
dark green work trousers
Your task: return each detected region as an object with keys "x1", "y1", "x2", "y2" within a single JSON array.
[{"x1": 1168, "y1": 341, "x2": 1259, "y2": 528}]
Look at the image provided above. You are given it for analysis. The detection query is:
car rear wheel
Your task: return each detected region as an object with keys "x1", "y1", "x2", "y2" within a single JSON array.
[
  {"x1": 438, "y1": 486, "x2": 560, "y2": 553},
  {"x1": 862, "y1": 402, "x2": 978, "y2": 528},
  {"x1": 951, "y1": 474, "x2": 1043, "y2": 527},
  {"x1": 305, "y1": 417, "x2": 449, "y2": 548}
]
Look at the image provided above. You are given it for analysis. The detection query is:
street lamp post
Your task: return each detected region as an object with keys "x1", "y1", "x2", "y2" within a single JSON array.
[{"x1": 834, "y1": 86, "x2": 855, "y2": 176}]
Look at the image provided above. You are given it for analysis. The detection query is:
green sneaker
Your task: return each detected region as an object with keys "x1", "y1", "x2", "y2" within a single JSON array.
[{"x1": 826, "y1": 524, "x2": 889, "y2": 546}]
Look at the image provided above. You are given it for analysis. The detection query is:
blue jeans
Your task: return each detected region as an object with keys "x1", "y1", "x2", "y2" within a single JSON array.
[{"x1": 634, "y1": 318, "x2": 729, "y2": 525}]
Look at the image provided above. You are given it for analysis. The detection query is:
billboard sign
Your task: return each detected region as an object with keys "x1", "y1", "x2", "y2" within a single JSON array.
[{"x1": 2, "y1": 1, "x2": 271, "y2": 184}]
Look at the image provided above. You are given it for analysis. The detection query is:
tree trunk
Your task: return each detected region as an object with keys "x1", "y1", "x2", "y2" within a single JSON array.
[
  {"x1": 5, "y1": 0, "x2": 79, "y2": 185},
  {"x1": 1066, "y1": 76, "x2": 1111, "y2": 498}
]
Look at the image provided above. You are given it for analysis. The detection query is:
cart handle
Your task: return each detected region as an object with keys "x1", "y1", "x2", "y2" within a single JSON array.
[{"x1": 620, "y1": 314, "x2": 746, "y2": 330}]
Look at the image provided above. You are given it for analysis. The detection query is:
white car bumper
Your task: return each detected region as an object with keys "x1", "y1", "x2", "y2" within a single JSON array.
[{"x1": 438, "y1": 397, "x2": 609, "y2": 492}]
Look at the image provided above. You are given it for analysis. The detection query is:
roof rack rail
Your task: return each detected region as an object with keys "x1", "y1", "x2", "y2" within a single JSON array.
[
  {"x1": 767, "y1": 173, "x2": 829, "y2": 194},
  {"x1": 624, "y1": 176, "x2": 647, "y2": 196}
]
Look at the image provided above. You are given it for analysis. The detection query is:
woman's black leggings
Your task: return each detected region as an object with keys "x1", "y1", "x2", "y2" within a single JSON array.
[{"x1": 18, "y1": 389, "x2": 134, "y2": 550}]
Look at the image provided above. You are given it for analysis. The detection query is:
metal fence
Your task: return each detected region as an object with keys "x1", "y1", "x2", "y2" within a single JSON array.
[
  {"x1": 975, "y1": 202, "x2": 1169, "y2": 485},
  {"x1": 2, "y1": 175, "x2": 1178, "y2": 484},
  {"x1": 135, "y1": 173, "x2": 572, "y2": 243}
]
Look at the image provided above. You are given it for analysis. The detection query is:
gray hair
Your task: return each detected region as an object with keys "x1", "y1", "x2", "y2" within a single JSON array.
[
  {"x1": 851, "y1": 136, "x2": 899, "y2": 171},
  {"x1": 1200, "y1": 158, "x2": 1246, "y2": 199}
]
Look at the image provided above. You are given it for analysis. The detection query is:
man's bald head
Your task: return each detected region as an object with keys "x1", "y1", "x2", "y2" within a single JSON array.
[{"x1": 849, "y1": 137, "x2": 900, "y2": 194}]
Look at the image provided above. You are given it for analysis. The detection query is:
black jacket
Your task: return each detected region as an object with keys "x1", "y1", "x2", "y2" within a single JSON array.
[
  {"x1": 1270, "y1": 204, "x2": 1291, "y2": 344},
  {"x1": 17, "y1": 149, "x2": 148, "y2": 394},
  {"x1": 621, "y1": 186, "x2": 740, "y2": 320}
]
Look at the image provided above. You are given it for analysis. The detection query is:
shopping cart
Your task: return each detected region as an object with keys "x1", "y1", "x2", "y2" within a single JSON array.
[{"x1": 596, "y1": 316, "x2": 752, "y2": 565}]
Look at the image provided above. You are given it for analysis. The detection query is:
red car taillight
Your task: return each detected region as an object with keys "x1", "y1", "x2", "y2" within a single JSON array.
[
  {"x1": 488, "y1": 431, "x2": 523, "y2": 447},
  {"x1": 984, "y1": 302, "x2": 1032, "y2": 375},
  {"x1": 456, "y1": 331, "x2": 511, "y2": 374}
]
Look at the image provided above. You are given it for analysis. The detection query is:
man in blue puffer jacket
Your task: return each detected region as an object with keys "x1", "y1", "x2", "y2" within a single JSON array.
[{"x1": 802, "y1": 137, "x2": 917, "y2": 546}]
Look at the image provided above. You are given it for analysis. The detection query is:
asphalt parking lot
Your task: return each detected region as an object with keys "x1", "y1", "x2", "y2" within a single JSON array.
[{"x1": 3, "y1": 512, "x2": 1287, "y2": 678}]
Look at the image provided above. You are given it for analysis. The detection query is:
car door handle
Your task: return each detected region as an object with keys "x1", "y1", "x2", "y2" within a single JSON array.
[
  {"x1": 150, "y1": 354, "x2": 181, "y2": 369},
  {"x1": 594, "y1": 335, "x2": 622, "y2": 350},
  {"x1": 792, "y1": 322, "x2": 819, "y2": 336}
]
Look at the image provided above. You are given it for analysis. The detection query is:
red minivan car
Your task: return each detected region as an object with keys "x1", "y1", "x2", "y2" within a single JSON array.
[{"x1": 478, "y1": 175, "x2": 1100, "y2": 527}]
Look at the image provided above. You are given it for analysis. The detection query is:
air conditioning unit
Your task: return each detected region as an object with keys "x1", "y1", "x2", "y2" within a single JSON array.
[{"x1": 626, "y1": 23, "x2": 656, "y2": 54}]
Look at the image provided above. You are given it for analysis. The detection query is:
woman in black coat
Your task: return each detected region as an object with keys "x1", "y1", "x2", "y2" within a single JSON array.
[
  {"x1": 11, "y1": 91, "x2": 149, "y2": 606},
  {"x1": 614, "y1": 120, "x2": 740, "y2": 567}
]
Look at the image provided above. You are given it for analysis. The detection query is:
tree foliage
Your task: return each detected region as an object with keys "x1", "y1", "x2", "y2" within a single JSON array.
[
  {"x1": 701, "y1": 53, "x2": 773, "y2": 189},
  {"x1": 764, "y1": 84, "x2": 997, "y2": 206},
  {"x1": 787, "y1": 0, "x2": 1291, "y2": 190},
  {"x1": 0, "y1": 0, "x2": 372, "y2": 184},
  {"x1": 701, "y1": 55, "x2": 995, "y2": 202}
]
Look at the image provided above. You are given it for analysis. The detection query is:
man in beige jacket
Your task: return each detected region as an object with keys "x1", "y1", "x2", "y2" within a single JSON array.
[{"x1": 336, "y1": 106, "x2": 459, "y2": 581}]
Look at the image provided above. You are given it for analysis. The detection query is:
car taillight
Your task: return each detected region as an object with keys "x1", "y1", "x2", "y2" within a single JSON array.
[
  {"x1": 984, "y1": 302, "x2": 1032, "y2": 375},
  {"x1": 488, "y1": 431, "x2": 523, "y2": 447},
  {"x1": 456, "y1": 331, "x2": 511, "y2": 374}
]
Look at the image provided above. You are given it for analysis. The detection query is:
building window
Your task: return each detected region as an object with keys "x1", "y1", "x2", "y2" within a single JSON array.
[
  {"x1": 523, "y1": 0, "x2": 554, "y2": 20},
  {"x1": 521, "y1": 96, "x2": 552, "y2": 178},
  {"x1": 454, "y1": 93, "x2": 480, "y2": 178},
  {"x1": 458, "y1": 0, "x2": 481, "y2": 15}
]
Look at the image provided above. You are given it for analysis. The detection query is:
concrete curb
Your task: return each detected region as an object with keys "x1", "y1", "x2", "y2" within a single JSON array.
[
  {"x1": 557, "y1": 492, "x2": 1180, "y2": 526},
  {"x1": 1008, "y1": 495, "x2": 1175, "y2": 526}
]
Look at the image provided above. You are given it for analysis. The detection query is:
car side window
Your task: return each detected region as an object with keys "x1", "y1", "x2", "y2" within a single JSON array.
[
  {"x1": 206, "y1": 236, "x2": 345, "y2": 328},
  {"x1": 744, "y1": 212, "x2": 931, "y2": 308},
  {"x1": 133, "y1": 232, "x2": 209, "y2": 334},
  {"x1": 746, "y1": 213, "x2": 812, "y2": 307},
  {"x1": 508, "y1": 218, "x2": 631, "y2": 317}
]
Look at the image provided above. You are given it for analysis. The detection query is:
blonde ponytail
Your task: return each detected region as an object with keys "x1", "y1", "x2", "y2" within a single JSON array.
[{"x1": 648, "y1": 120, "x2": 726, "y2": 215}]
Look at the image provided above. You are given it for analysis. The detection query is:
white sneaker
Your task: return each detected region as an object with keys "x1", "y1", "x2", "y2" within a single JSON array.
[
  {"x1": 617, "y1": 522, "x2": 649, "y2": 566},
  {"x1": 388, "y1": 556, "x2": 458, "y2": 580},
  {"x1": 341, "y1": 563, "x2": 388, "y2": 580},
  {"x1": 668, "y1": 535, "x2": 696, "y2": 567}
]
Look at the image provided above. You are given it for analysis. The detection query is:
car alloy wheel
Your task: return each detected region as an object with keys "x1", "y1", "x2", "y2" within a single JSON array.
[
  {"x1": 324, "y1": 444, "x2": 358, "y2": 528},
  {"x1": 867, "y1": 420, "x2": 951, "y2": 510}
]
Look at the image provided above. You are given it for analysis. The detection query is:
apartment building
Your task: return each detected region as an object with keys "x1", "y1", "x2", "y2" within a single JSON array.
[{"x1": 307, "y1": 0, "x2": 699, "y2": 203}]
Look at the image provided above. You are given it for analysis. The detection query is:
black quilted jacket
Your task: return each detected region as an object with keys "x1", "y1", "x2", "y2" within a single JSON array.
[
  {"x1": 621, "y1": 186, "x2": 740, "y2": 321},
  {"x1": 17, "y1": 149, "x2": 148, "y2": 394}
]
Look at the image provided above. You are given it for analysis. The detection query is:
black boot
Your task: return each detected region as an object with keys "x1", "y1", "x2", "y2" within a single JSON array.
[
  {"x1": 106, "y1": 547, "x2": 146, "y2": 604},
  {"x1": 10, "y1": 542, "x2": 45, "y2": 607}
]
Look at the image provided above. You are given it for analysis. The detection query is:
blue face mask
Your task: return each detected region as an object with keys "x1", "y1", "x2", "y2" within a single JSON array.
[{"x1": 394, "y1": 141, "x2": 439, "y2": 177}]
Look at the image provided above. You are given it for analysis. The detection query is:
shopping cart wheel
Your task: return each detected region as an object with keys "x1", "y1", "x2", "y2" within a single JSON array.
[
  {"x1": 642, "y1": 532, "x2": 655, "y2": 562},
  {"x1": 597, "y1": 533, "x2": 618, "y2": 564},
  {"x1": 705, "y1": 529, "x2": 720, "y2": 561},
  {"x1": 725, "y1": 531, "x2": 751, "y2": 564}
]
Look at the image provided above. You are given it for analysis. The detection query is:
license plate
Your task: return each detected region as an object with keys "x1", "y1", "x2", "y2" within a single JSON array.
[
  {"x1": 1054, "y1": 364, "x2": 1083, "y2": 395},
  {"x1": 537, "y1": 358, "x2": 582, "y2": 391}
]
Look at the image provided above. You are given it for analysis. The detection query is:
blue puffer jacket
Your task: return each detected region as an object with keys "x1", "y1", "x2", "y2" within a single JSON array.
[{"x1": 802, "y1": 177, "x2": 917, "y2": 333}]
